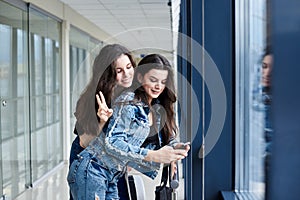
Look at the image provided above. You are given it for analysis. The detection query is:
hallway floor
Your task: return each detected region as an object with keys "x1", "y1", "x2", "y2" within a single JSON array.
[
  {"x1": 14, "y1": 163, "x2": 69, "y2": 200},
  {"x1": 14, "y1": 162, "x2": 185, "y2": 200}
]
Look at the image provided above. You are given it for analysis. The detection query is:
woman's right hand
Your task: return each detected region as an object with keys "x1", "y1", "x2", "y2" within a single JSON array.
[
  {"x1": 96, "y1": 91, "x2": 113, "y2": 123},
  {"x1": 144, "y1": 146, "x2": 189, "y2": 164}
]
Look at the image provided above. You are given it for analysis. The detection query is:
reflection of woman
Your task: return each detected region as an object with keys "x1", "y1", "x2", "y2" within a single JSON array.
[
  {"x1": 68, "y1": 44, "x2": 136, "y2": 200},
  {"x1": 261, "y1": 49, "x2": 273, "y2": 88},
  {"x1": 260, "y1": 47, "x2": 273, "y2": 154},
  {"x1": 261, "y1": 47, "x2": 273, "y2": 187},
  {"x1": 252, "y1": 47, "x2": 273, "y2": 111},
  {"x1": 68, "y1": 54, "x2": 190, "y2": 200}
]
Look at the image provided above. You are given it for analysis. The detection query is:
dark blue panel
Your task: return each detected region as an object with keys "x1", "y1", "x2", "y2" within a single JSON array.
[
  {"x1": 268, "y1": 0, "x2": 300, "y2": 199},
  {"x1": 201, "y1": 0, "x2": 233, "y2": 199},
  {"x1": 178, "y1": 0, "x2": 233, "y2": 199},
  {"x1": 189, "y1": 0, "x2": 204, "y2": 199}
]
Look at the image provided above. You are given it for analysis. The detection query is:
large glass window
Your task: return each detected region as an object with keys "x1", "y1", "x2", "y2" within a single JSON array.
[
  {"x1": 29, "y1": 6, "x2": 63, "y2": 182},
  {"x1": 0, "y1": 1, "x2": 68, "y2": 198},
  {"x1": 0, "y1": 1, "x2": 29, "y2": 199},
  {"x1": 235, "y1": 0, "x2": 271, "y2": 199},
  {"x1": 69, "y1": 26, "x2": 102, "y2": 139}
]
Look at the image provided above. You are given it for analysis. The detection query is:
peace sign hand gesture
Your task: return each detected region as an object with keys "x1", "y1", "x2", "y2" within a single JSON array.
[{"x1": 96, "y1": 91, "x2": 113, "y2": 123}]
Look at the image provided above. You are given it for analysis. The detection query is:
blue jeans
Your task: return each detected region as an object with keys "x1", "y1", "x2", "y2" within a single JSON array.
[
  {"x1": 69, "y1": 136, "x2": 85, "y2": 168},
  {"x1": 68, "y1": 151, "x2": 125, "y2": 200},
  {"x1": 69, "y1": 136, "x2": 84, "y2": 200},
  {"x1": 69, "y1": 136, "x2": 130, "y2": 200}
]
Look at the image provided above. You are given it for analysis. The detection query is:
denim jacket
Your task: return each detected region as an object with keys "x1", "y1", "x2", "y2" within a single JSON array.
[{"x1": 84, "y1": 91, "x2": 177, "y2": 179}]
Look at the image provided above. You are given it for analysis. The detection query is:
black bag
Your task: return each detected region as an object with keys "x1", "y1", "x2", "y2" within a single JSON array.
[{"x1": 155, "y1": 166, "x2": 173, "y2": 200}]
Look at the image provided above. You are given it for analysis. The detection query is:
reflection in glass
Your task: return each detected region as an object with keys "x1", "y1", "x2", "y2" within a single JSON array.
[
  {"x1": 261, "y1": 47, "x2": 273, "y2": 200},
  {"x1": 235, "y1": 0, "x2": 271, "y2": 199}
]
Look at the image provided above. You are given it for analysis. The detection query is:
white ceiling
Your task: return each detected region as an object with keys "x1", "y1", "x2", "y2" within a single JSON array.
[{"x1": 59, "y1": 0, "x2": 180, "y2": 58}]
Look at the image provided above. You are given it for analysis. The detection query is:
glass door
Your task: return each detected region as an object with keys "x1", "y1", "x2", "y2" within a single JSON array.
[
  {"x1": 0, "y1": 1, "x2": 30, "y2": 199},
  {"x1": 28, "y1": 6, "x2": 63, "y2": 183},
  {"x1": 0, "y1": 1, "x2": 64, "y2": 198}
]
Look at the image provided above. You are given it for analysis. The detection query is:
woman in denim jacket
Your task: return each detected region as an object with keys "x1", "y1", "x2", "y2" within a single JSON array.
[
  {"x1": 69, "y1": 44, "x2": 136, "y2": 200},
  {"x1": 68, "y1": 54, "x2": 190, "y2": 200}
]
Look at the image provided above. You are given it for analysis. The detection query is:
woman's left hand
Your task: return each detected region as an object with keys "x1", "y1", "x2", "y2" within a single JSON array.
[{"x1": 174, "y1": 142, "x2": 191, "y2": 151}]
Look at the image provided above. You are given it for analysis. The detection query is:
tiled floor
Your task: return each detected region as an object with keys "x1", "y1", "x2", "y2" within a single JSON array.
[{"x1": 14, "y1": 162, "x2": 185, "y2": 200}]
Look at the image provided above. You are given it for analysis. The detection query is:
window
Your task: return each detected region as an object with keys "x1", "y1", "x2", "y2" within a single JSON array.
[
  {"x1": 235, "y1": 0, "x2": 271, "y2": 199},
  {"x1": 235, "y1": 0, "x2": 269, "y2": 199},
  {"x1": 29, "y1": 6, "x2": 63, "y2": 182},
  {"x1": 69, "y1": 26, "x2": 102, "y2": 140},
  {"x1": 0, "y1": 1, "x2": 29, "y2": 199}
]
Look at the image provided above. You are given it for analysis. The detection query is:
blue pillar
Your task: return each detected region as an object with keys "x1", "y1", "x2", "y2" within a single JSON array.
[{"x1": 268, "y1": 0, "x2": 300, "y2": 199}]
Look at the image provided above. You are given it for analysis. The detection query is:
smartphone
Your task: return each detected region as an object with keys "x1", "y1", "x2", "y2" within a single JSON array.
[{"x1": 179, "y1": 142, "x2": 190, "y2": 149}]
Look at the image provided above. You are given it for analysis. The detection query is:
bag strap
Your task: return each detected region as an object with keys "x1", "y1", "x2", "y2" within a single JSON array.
[
  {"x1": 160, "y1": 166, "x2": 169, "y2": 186},
  {"x1": 125, "y1": 172, "x2": 133, "y2": 200}
]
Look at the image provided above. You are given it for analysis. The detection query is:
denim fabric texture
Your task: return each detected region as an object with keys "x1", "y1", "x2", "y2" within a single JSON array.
[
  {"x1": 69, "y1": 136, "x2": 85, "y2": 200},
  {"x1": 69, "y1": 135, "x2": 130, "y2": 200},
  {"x1": 68, "y1": 91, "x2": 170, "y2": 199},
  {"x1": 69, "y1": 136, "x2": 85, "y2": 168},
  {"x1": 68, "y1": 151, "x2": 125, "y2": 200},
  {"x1": 87, "y1": 92, "x2": 163, "y2": 177}
]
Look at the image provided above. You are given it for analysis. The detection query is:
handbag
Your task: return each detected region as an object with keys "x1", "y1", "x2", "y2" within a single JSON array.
[{"x1": 155, "y1": 166, "x2": 173, "y2": 200}]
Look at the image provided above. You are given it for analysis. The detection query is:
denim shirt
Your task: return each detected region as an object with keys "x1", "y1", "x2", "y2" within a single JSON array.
[{"x1": 85, "y1": 91, "x2": 175, "y2": 179}]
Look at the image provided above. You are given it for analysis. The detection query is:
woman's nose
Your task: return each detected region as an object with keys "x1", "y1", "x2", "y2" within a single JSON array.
[
  {"x1": 155, "y1": 83, "x2": 162, "y2": 89},
  {"x1": 123, "y1": 69, "x2": 130, "y2": 77}
]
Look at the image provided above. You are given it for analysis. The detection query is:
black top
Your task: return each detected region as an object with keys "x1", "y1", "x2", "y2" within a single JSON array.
[{"x1": 141, "y1": 125, "x2": 159, "y2": 150}]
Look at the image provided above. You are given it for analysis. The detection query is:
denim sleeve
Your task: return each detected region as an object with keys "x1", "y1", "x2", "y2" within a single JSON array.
[
  {"x1": 127, "y1": 161, "x2": 159, "y2": 179},
  {"x1": 104, "y1": 103, "x2": 159, "y2": 171}
]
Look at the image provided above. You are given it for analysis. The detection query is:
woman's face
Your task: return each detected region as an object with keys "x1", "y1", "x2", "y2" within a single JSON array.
[
  {"x1": 262, "y1": 54, "x2": 273, "y2": 87},
  {"x1": 138, "y1": 69, "x2": 168, "y2": 103},
  {"x1": 115, "y1": 54, "x2": 134, "y2": 88}
]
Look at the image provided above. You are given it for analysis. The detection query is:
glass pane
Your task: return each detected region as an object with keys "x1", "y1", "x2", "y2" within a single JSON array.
[
  {"x1": 0, "y1": 24, "x2": 11, "y2": 98},
  {"x1": 249, "y1": 1, "x2": 267, "y2": 194},
  {"x1": 69, "y1": 26, "x2": 102, "y2": 143},
  {"x1": 235, "y1": 0, "x2": 271, "y2": 199},
  {"x1": 31, "y1": 97, "x2": 42, "y2": 129},
  {"x1": 17, "y1": 29, "x2": 27, "y2": 98},
  {"x1": 0, "y1": 1, "x2": 29, "y2": 199},
  {"x1": 33, "y1": 34, "x2": 44, "y2": 96},
  {"x1": 45, "y1": 38, "x2": 54, "y2": 94},
  {"x1": 29, "y1": 7, "x2": 63, "y2": 183}
]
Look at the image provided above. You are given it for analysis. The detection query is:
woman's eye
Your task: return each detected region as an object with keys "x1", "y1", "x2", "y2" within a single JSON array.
[
  {"x1": 127, "y1": 65, "x2": 132, "y2": 69},
  {"x1": 162, "y1": 80, "x2": 167, "y2": 84}
]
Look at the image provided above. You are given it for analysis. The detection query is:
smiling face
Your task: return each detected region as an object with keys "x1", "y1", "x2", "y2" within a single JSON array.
[
  {"x1": 138, "y1": 69, "x2": 169, "y2": 104},
  {"x1": 114, "y1": 54, "x2": 134, "y2": 88}
]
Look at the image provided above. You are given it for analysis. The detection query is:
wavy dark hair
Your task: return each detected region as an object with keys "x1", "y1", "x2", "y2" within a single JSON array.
[
  {"x1": 132, "y1": 54, "x2": 177, "y2": 144},
  {"x1": 74, "y1": 44, "x2": 136, "y2": 136}
]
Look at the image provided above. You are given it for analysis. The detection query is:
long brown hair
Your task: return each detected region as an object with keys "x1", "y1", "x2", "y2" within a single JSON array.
[
  {"x1": 74, "y1": 44, "x2": 135, "y2": 136},
  {"x1": 133, "y1": 54, "x2": 177, "y2": 144}
]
